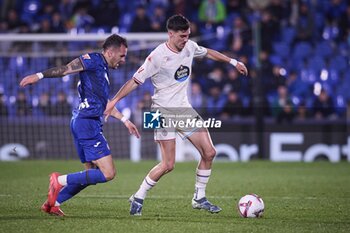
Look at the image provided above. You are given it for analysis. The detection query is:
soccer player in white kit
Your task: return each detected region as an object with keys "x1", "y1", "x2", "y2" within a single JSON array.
[{"x1": 105, "y1": 15, "x2": 248, "y2": 215}]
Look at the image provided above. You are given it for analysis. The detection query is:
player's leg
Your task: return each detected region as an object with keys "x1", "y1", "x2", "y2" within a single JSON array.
[
  {"x1": 187, "y1": 129, "x2": 221, "y2": 213},
  {"x1": 54, "y1": 162, "x2": 94, "y2": 206},
  {"x1": 57, "y1": 118, "x2": 114, "y2": 187},
  {"x1": 130, "y1": 138, "x2": 176, "y2": 216},
  {"x1": 46, "y1": 118, "x2": 113, "y2": 212}
]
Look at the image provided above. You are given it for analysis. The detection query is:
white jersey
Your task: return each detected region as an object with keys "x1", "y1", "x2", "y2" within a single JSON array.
[{"x1": 133, "y1": 40, "x2": 207, "y2": 108}]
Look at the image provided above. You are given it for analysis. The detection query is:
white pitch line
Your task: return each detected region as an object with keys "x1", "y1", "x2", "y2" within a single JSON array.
[{"x1": 0, "y1": 194, "x2": 349, "y2": 200}]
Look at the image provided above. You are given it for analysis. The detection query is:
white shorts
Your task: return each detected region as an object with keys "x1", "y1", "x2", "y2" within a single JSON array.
[{"x1": 153, "y1": 107, "x2": 204, "y2": 141}]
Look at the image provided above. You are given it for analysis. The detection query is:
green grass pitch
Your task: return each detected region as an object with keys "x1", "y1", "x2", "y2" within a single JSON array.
[{"x1": 0, "y1": 161, "x2": 349, "y2": 233}]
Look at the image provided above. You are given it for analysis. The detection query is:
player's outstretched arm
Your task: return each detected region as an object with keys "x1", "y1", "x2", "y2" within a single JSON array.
[
  {"x1": 19, "y1": 58, "x2": 84, "y2": 87},
  {"x1": 205, "y1": 48, "x2": 248, "y2": 76},
  {"x1": 104, "y1": 79, "x2": 139, "y2": 119}
]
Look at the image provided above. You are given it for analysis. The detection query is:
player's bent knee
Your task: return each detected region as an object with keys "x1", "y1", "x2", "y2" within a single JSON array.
[
  {"x1": 161, "y1": 162, "x2": 175, "y2": 173},
  {"x1": 204, "y1": 147, "x2": 216, "y2": 161},
  {"x1": 165, "y1": 163, "x2": 175, "y2": 172},
  {"x1": 103, "y1": 169, "x2": 116, "y2": 181}
]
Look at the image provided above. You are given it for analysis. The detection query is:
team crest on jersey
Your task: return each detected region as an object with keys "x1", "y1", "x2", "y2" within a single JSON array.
[
  {"x1": 174, "y1": 65, "x2": 190, "y2": 82},
  {"x1": 82, "y1": 54, "x2": 91, "y2": 59}
]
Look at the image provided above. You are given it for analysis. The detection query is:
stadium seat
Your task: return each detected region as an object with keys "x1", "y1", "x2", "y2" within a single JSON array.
[
  {"x1": 273, "y1": 42, "x2": 290, "y2": 59},
  {"x1": 329, "y1": 55, "x2": 347, "y2": 72},
  {"x1": 308, "y1": 56, "x2": 326, "y2": 72},
  {"x1": 314, "y1": 41, "x2": 333, "y2": 58},
  {"x1": 269, "y1": 55, "x2": 283, "y2": 65},
  {"x1": 292, "y1": 42, "x2": 313, "y2": 59},
  {"x1": 281, "y1": 27, "x2": 296, "y2": 45}
]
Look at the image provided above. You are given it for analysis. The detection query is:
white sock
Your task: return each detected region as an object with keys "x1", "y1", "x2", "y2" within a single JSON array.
[
  {"x1": 194, "y1": 169, "x2": 211, "y2": 200},
  {"x1": 54, "y1": 201, "x2": 60, "y2": 207},
  {"x1": 134, "y1": 175, "x2": 157, "y2": 200},
  {"x1": 58, "y1": 175, "x2": 67, "y2": 186}
]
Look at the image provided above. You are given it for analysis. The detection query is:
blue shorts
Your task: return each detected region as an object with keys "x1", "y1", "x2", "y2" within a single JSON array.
[{"x1": 70, "y1": 117, "x2": 111, "y2": 163}]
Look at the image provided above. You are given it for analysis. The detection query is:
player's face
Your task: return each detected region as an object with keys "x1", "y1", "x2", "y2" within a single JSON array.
[
  {"x1": 169, "y1": 29, "x2": 190, "y2": 51},
  {"x1": 107, "y1": 45, "x2": 128, "y2": 69}
]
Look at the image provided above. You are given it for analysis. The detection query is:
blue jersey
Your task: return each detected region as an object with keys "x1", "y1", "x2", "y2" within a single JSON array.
[{"x1": 73, "y1": 53, "x2": 110, "y2": 118}]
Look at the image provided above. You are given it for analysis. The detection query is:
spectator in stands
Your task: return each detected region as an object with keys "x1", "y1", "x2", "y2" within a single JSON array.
[
  {"x1": 6, "y1": 9, "x2": 23, "y2": 32},
  {"x1": 221, "y1": 90, "x2": 243, "y2": 119},
  {"x1": 206, "y1": 85, "x2": 226, "y2": 117},
  {"x1": 189, "y1": 21, "x2": 201, "y2": 38},
  {"x1": 295, "y1": 101, "x2": 311, "y2": 121},
  {"x1": 207, "y1": 67, "x2": 225, "y2": 90},
  {"x1": 223, "y1": 67, "x2": 242, "y2": 93},
  {"x1": 260, "y1": 9, "x2": 280, "y2": 53},
  {"x1": 288, "y1": 0, "x2": 299, "y2": 27},
  {"x1": 312, "y1": 89, "x2": 335, "y2": 119},
  {"x1": 271, "y1": 65, "x2": 286, "y2": 89},
  {"x1": 51, "y1": 12, "x2": 66, "y2": 33},
  {"x1": 326, "y1": 0, "x2": 347, "y2": 24},
  {"x1": 198, "y1": 0, "x2": 226, "y2": 30},
  {"x1": 267, "y1": 0, "x2": 288, "y2": 26},
  {"x1": 191, "y1": 82, "x2": 207, "y2": 116},
  {"x1": 40, "y1": 3, "x2": 56, "y2": 22},
  {"x1": 339, "y1": 5, "x2": 350, "y2": 40},
  {"x1": 53, "y1": 91, "x2": 71, "y2": 116},
  {"x1": 141, "y1": 91, "x2": 152, "y2": 110},
  {"x1": 225, "y1": 0, "x2": 248, "y2": 15},
  {"x1": 92, "y1": 0, "x2": 120, "y2": 30},
  {"x1": 226, "y1": 15, "x2": 252, "y2": 55},
  {"x1": 150, "y1": 5, "x2": 167, "y2": 32},
  {"x1": 293, "y1": 2, "x2": 315, "y2": 45},
  {"x1": 259, "y1": 50, "x2": 274, "y2": 94},
  {"x1": 130, "y1": 4, "x2": 152, "y2": 32},
  {"x1": 16, "y1": 91, "x2": 31, "y2": 116},
  {"x1": 322, "y1": 18, "x2": 340, "y2": 41},
  {"x1": 271, "y1": 85, "x2": 295, "y2": 123},
  {"x1": 0, "y1": 92, "x2": 8, "y2": 116},
  {"x1": 133, "y1": 91, "x2": 152, "y2": 126},
  {"x1": 0, "y1": 20, "x2": 8, "y2": 33},
  {"x1": 70, "y1": 5, "x2": 95, "y2": 32},
  {"x1": 38, "y1": 92, "x2": 53, "y2": 116},
  {"x1": 37, "y1": 18, "x2": 53, "y2": 33},
  {"x1": 59, "y1": 0, "x2": 75, "y2": 22},
  {"x1": 285, "y1": 71, "x2": 309, "y2": 99}
]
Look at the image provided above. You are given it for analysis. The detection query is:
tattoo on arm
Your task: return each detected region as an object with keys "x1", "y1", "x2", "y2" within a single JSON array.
[
  {"x1": 41, "y1": 58, "x2": 83, "y2": 78},
  {"x1": 42, "y1": 66, "x2": 68, "y2": 78},
  {"x1": 67, "y1": 58, "x2": 84, "y2": 72}
]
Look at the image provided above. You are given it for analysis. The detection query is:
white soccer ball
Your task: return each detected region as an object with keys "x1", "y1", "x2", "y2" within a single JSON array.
[{"x1": 237, "y1": 194, "x2": 264, "y2": 218}]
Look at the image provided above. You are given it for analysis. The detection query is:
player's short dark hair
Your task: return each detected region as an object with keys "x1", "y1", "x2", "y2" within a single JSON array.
[
  {"x1": 166, "y1": 14, "x2": 190, "y2": 31},
  {"x1": 102, "y1": 34, "x2": 128, "y2": 50}
]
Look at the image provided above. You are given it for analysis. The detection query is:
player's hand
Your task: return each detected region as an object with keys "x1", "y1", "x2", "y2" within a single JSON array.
[
  {"x1": 236, "y1": 62, "x2": 248, "y2": 76},
  {"x1": 19, "y1": 74, "x2": 40, "y2": 87},
  {"x1": 124, "y1": 120, "x2": 140, "y2": 138},
  {"x1": 104, "y1": 102, "x2": 115, "y2": 122}
]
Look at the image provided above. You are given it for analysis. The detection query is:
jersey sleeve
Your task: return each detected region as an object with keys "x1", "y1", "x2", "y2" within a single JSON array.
[
  {"x1": 79, "y1": 53, "x2": 96, "y2": 71},
  {"x1": 133, "y1": 50, "x2": 162, "y2": 84},
  {"x1": 191, "y1": 40, "x2": 208, "y2": 58}
]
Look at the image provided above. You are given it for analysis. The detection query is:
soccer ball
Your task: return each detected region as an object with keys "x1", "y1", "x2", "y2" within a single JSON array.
[{"x1": 237, "y1": 194, "x2": 264, "y2": 218}]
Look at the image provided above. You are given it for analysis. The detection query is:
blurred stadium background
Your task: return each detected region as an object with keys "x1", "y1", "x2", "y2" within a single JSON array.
[{"x1": 0, "y1": 0, "x2": 349, "y2": 162}]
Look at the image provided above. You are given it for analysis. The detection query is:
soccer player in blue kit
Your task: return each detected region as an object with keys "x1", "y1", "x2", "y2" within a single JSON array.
[{"x1": 20, "y1": 34, "x2": 140, "y2": 216}]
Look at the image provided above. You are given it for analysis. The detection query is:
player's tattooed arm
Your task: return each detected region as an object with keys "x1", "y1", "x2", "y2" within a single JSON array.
[
  {"x1": 42, "y1": 58, "x2": 84, "y2": 78},
  {"x1": 19, "y1": 58, "x2": 85, "y2": 87}
]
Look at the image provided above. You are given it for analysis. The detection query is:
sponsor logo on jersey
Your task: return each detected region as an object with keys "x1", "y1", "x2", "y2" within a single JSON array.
[{"x1": 174, "y1": 65, "x2": 190, "y2": 82}]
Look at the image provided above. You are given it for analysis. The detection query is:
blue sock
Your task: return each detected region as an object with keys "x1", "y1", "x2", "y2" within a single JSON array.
[
  {"x1": 67, "y1": 169, "x2": 107, "y2": 185},
  {"x1": 56, "y1": 184, "x2": 88, "y2": 204}
]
